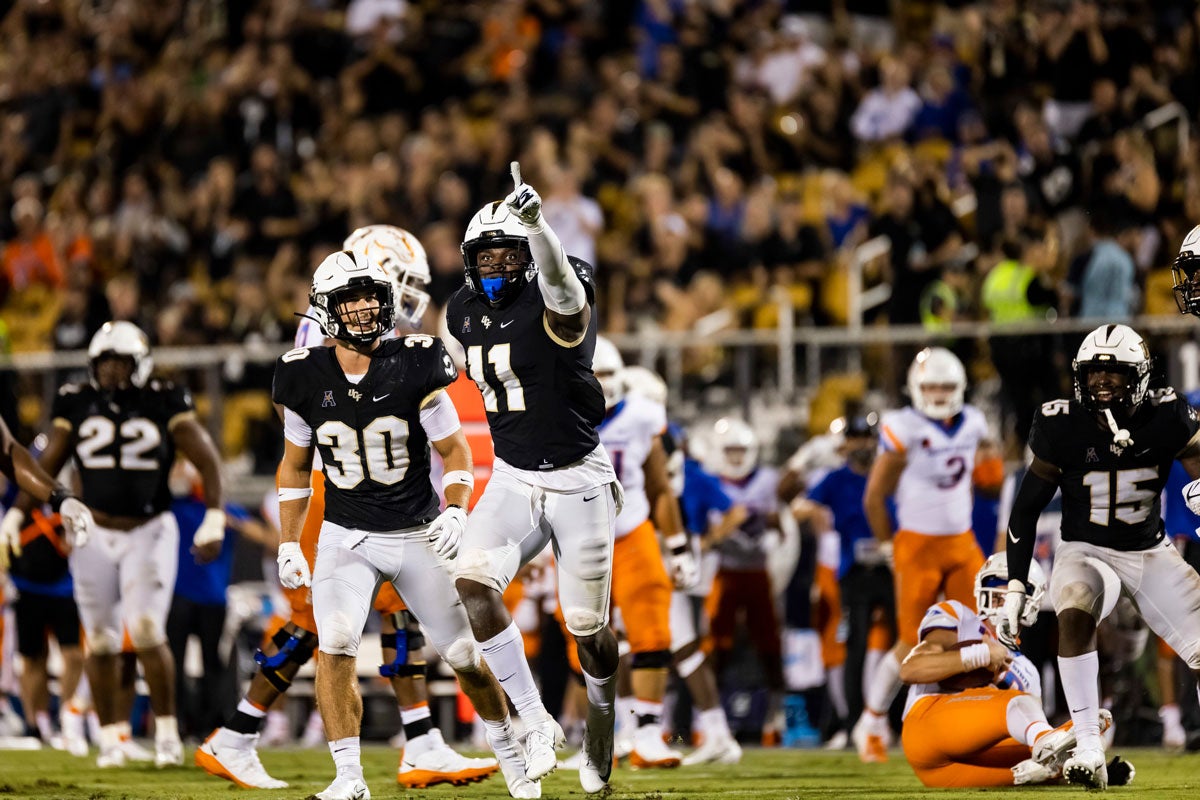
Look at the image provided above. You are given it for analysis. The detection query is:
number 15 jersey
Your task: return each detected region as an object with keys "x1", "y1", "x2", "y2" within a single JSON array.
[
  {"x1": 879, "y1": 405, "x2": 989, "y2": 536},
  {"x1": 1028, "y1": 391, "x2": 1200, "y2": 551},
  {"x1": 272, "y1": 335, "x2": 458, "y2": 532}
]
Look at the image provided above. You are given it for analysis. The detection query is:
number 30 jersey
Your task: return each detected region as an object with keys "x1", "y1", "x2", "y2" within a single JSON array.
[
  {"x1": 444, "y1": 258, "x2": 605, "y2": 472},
  {"x1": 272, "y1": 335, "x2": 458, "y2": 532},
  {"x1": 51, "y1": 380, "x2": 194, "y2": 518},
  {"x1": 1028, "y1": 391, "x2": 1200, "y2": 551},
  {"x1": 879, "y1": 405, "x2": 989, "y2": 536}
]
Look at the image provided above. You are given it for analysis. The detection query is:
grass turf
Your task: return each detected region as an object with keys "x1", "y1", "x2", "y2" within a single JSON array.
[{"x1": 0, "y1": 745, "x2": 1198, "y2": 799}]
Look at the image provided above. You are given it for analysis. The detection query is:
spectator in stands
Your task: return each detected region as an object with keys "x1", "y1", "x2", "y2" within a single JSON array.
[
  {"x1": 1073, "y1": 214, "x2": 1137, "y2": 320},
  {"x1": 3, "y1": 197, "x2": 63, "y2": 293},
  {"x1": 540, "y1": 164, "x2": 603, "y2": 269},
  {"x1": 1041, "y1": 1, "x2": 1110, "y2": 140},
  {"x1": 850, "y1": 57, "x2": 921, "y2": 144}
]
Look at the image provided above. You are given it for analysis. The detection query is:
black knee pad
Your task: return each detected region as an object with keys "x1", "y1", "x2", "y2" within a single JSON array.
[
  {"x1": 631, "y1": 649, "x2": 673, "y2": 670},
  {"x1": 255, "y1": 627, "x2": 318, "y2": 693}
]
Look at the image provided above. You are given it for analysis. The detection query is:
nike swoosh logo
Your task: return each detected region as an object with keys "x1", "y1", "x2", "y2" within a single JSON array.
[
  {"x1": 1070, "y1": 707, "x2": 1086, "y2": 714},
  {"x1": 1008, "y1": 530, "x2": 1020, "y2": 544},
  {"x1": 500, "y1": 320, "x2": 514, "y2": 328},
  {"x1": 373, "y1": 394, "x2": 390, "y2": 402},
  {"x1": 583, "y1": 494, "x2": 600, "y2": 502}
]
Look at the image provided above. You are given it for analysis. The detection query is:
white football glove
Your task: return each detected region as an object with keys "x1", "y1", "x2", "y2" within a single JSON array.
[
  {"x1": 276, "y1": 541, "x2": 311, "y2": 589},
  {"x1": 996, "y1": 578, "x2": 1027, "y2": 650},
  {"x1": 0, "y1": 508, "x2": 24, "y2": 571},
  {"x1": 428, "y1": 505, "x2": 467, "y2": 560},
  {"x1": 665, "y1": 533, "x2": 699, "y2": 590},
  {"x1": 505, "y1": 161, "x2": 542, "y2": 227},
  {"x1": 1182, "y1": 478, "x2": 1200, "y2": 516},
  {"x1": 192, "y1": 508, "x2": 226, "y2": 560},
  {"x1": 59, "y1": 497, "x2": 93, "y2": 552}
]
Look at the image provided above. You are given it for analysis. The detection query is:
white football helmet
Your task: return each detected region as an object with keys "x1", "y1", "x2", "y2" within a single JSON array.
[
  {"x1": 593, "y1": 336, "x2": 625, "y2": 409},
  {"x1": 88, "y1": 321, "x2": 152, "y2": 388},
  {"x1": 908, "y1": 347, "x2": 966, "y2": 419},
  {"x1": 712, "y1": 417, "x2": 759, "y2": 481},
  {"x1": 343, "y1": 225, "x2": 431, "y2": 327},
  {"x1": 623, "y1": 365, "x2": 668, "y2": 407},
  {"x1": 1072, "y1": 323, "x2": 1150, "y2": 412},
  {"x1": 309, "y1": 249, "x2": 396, "y2": 344},
  {"x1": 461, "y1": 201, "x2": 535, "y2": 305},
  {"x1": 975, "y1": 551, "x2": 1046, "y2": 630},
  {"x1": 1172, "y1": 224, "x2": 1200, "y2": 316}
]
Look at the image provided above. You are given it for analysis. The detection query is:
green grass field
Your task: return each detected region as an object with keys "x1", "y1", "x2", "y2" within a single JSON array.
[{"x1": 1, "y1": 746, "x2": 1199, "y2": 800}]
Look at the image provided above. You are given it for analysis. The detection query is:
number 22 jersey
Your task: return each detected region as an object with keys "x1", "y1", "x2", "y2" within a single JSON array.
[
  {"x1": 879, "y1": 405, "x2": 989, "y2": 536},
  {"x1": 272, "y1": 335, "x2": 458, "y2": 532}
]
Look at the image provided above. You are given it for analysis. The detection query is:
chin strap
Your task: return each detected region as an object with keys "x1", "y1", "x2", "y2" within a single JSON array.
[{"x1": 1102, "y1": 408, "x2": 1134, "y2": 447}]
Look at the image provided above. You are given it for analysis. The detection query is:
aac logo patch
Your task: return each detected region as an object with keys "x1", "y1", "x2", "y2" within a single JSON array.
[{"x1": 322, "y1": 390, "x2": 336, "y2": 408}]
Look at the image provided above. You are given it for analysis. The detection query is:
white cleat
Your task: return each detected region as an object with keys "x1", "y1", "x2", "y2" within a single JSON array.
[
  {"x1": 1063, "y1": 747, "x2": 1108, "y2": 790},
  {"x1": 60, "y1": 709, "x2": 89, "y2": 757},
  {"x1": 613, "y1": 731, "x2": 634, "y2": 761},
  {"x1": 1032, "y1": 710, "x2": 1113, "y2": 772},
  {"x1": 823, "y1": 730, "x2": 849, "y2": 751},
  {"x1": 120, "y1": 737, "x2": 156, "y2": 762},
  {"x1": 557, "y1": 750, "x2": 583, "y2": 770},
  {"x1": 314, "y1": 775, "x2": 371, "y2": 800},
  {"x1": 629, "y1": 725, "x2": 682, "y2": 768},
  {"x1": 195, "y1": 730, "x2": 289, "y2": 789},
  {"x1": 487, "y1": 724, "x2": 541, "y2": 799},
  {"x1": 1012, "y1": 758, "x2": 1056, "y2": 785},
  {"x1": 579, "y1": 712, "x2": 615, "y2": 794},
  {"x1": 96, "y1": 743, "x2": 126, "y2": 769},
  {"x1": 398, "y1": 729, "x2": 499, "y2": 788},
  {"x1": 155, "y1": 735, "x2": 184, "y2": 768},
  {"x1": 850, "y1": 713, "x2": 890, "y2": 763},
  {"x1": 1163, "y1": 722, "x2": 1187, "y2": 752},
  {"x1": 522, "y1": 716, "x2": 565, "y2": 782},
  {"x1": 682, "y1": 731, "x2": 743, "y2": 766}
]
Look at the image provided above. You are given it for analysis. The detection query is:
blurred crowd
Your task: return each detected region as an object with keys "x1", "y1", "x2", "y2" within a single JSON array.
[{"x1": 1, "y1": 0, "x2": 1200, "y2": 452}]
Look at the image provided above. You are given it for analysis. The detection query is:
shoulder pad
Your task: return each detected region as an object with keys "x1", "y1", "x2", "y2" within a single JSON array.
[{"x1": 1148, "y1": 387, "x2": 1179, "y2": 406}]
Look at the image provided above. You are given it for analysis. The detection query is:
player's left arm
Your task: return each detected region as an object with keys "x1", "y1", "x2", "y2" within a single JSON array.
[
  {"x1": 171, "y1": 411, "x2": 227, "y2": 563},
  {"x1": 900, "y1": 628, "x2": 1011, "y2": 684},
  {"x1": 0, "y1": 417, "x2": 70, "y2": 508},
  {"x1": 504, "y1": 161, "x2": 591, "y2": 345}
]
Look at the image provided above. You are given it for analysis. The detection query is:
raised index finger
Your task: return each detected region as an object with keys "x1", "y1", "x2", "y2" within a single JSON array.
[{"x1": 511, "y1": 161, "x2": 523, "y2": 187}]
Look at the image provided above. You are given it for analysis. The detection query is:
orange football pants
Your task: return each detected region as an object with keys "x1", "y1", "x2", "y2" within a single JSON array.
[
  {"x1": 815, "y1": 563, "x2": 845, "y2": 669},
  {"x1": 284, "y1": 471, "x2": 406, "y2": 633},
  {"x1": 562, "y1": 520, "x2": 671, "y2": 672},
  {"x1": 893, "y1": 529, "x2": 984, "y2": 644},
  {"x1": 902, "y1": 687, "x2": 1031, "y2": 787}
]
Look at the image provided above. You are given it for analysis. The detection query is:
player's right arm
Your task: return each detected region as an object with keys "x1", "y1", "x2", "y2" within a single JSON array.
[
  {"x1": 864, "y1": 449, "x2": 904, "y2": 543},
  {"x1": 9, "y1": 420, "x2": 74, "y2": 517},
  {"x1": 900, "y1": 627, "x2": 1010, "y2": 684}
]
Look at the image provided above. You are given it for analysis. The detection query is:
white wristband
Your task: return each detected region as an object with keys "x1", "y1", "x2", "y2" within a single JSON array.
[
  {"x1": 959, "y1": 642, "x2": 991, "y2": 672},
  {"x1": 442, "y1": 470, "x2": 474, "y2": 493},
  {"x1": 278, "y1": 487, "x2": 313, "y2": 502}
]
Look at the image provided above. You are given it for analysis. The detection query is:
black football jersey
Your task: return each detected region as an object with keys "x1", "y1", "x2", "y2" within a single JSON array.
[
  {"x1": 1028, "y1": 390, "x2": 1200, "y2": 551},
  {"x1": 272, "y1": 334, "x2": 458, "y2": 532},
  {"x1": 445, "y1": 258, "x2": 605, "y2": 471},
  {"x1": 52, "y1": 379, "x2": 195, "y2": 518}
]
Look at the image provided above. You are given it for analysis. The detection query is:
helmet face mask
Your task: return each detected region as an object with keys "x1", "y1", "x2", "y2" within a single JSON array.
[
  {"x1": 975, "y1": 552, "x2": 1046, "y2": 629},
  {"x1": 907, "y1": 347, "x2": 966, "y2": 420},
  {"x1": 461, "y1": 201, "x2": 536, "y2": 306},
  {"x1": 343, "y1": 225, "x2": 431, "y2": 327},
  {"x1": 310, "y1": 250, "x2": 396, "y2": 345},
  {"x1": 88, "y1": 321, "x2": 152, "y2": 390},
  {"x1": 1173, "y1": 224, "x2": 1200, "y2": 316},
  {"x1": 1072, "y1": 324, "x2": 1150, "y2": 414}
]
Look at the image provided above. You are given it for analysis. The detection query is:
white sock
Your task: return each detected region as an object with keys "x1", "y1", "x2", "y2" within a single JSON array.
[
  {"x1": 863, "y1": 649, "x2": 885, "y2": 702},
  {"x1": 863, "y1": 651, "x2": 902, "y2": 716},
  {"x1": 632, "y1": 698, "x2": 663, "y2": 729},
  {"x1": 698, "y1": 706, "x2": 731, "y2": 740},
  {"x1": 400, "y1": 705, "x2": 431, "y2": 725},
  {"x1": 1005, "y1": 694, "x2": 1051, "y2": 746},
  {"x1": 616, "y1": 695, "x2": 635, "y2": 735},
  {"x1": 582, "y1": 668, "x2": 616, "y2": 716},
  {"x1": 826, "y1": 665, "x2": 849, "y2": 720},
  {"x1": 35, "y1": 710, "x2": 54, "y2": 741},
  {"x1": 481, "y1": 716, "x2": 521, "y2": 761},
  {"x1": 1058, "y1": 652, "x2": 1102, "y2": 752},
  {"x1": 1161, "y1": 703, "x2": 1183, "y2": 730},
  {"x1": 116, "y1": 720, "x2": 133, "y2": 740},
  {"x1": 155, "y1": 716, "x2": 179, "y2": 743},
  {"x1": 329, "y1": 736, "x2": 363, "y2": 780},
  {"x1": 238, "y1": 698, "x2": 267, "y2": 719},
  {"x1": 99, "y1": 723, "x2": 122, "y2": 751},
  {"x1": 480, "y1": 622, "x2": 546, "y2": 723}
]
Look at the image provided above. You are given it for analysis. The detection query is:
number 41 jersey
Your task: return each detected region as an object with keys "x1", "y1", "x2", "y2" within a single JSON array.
[
  {"x1": 272, "y1": 335, "x2": 458, "y2": 532},
  {"x1": 52, "y1": 380, "x2": 194, "y2": 518},
  {"x1": 1029, "y1": 391, "x2": 1200, "y2": 551}
]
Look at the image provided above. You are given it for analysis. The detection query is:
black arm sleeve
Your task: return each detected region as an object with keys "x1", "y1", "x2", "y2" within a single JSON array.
[{"x1": 1006, "y1": 469, "x2": 1059, "y2": 585}]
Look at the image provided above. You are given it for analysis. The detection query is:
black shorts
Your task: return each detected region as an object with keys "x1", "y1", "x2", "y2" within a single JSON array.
[{"x1": 14, "y1": 591, "x2": 81, "y2": 657}]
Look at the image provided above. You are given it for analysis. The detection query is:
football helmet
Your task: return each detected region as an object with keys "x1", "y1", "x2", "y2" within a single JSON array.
[
  {"x1": 907, "y1": 347, "x2": 966, "y2": 419},
  {"x1": 593, "y1": 336, "x2": 625, "y2": 410},
  {"x1": 309, "y1": 249, "x2": 396, "y2": 345},
  {"x1": 623, "y1": 365, "x2": 668, "y2": 407},
  {"x1": 1072, "y1": 324, "x2": 1150, "y2": 413},
  {"x1": 712, "y1": 417, "x2": 758, "y2": 481},
  {"x1": 88, "y1": 321, "x2": 152, "y2": 388},
  {"x1": 975, "y1": 551, "x2": 1046, "y2": 630},
  {"x1": 1172, "y1": 224, "x2": 1200, "y2": 316},
  {"x1": 343, "y1": 225, "x2": 431, "y2": 327},
  {"x1": 461, "y1": 201, "x2": 535, "y2": 306}
]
